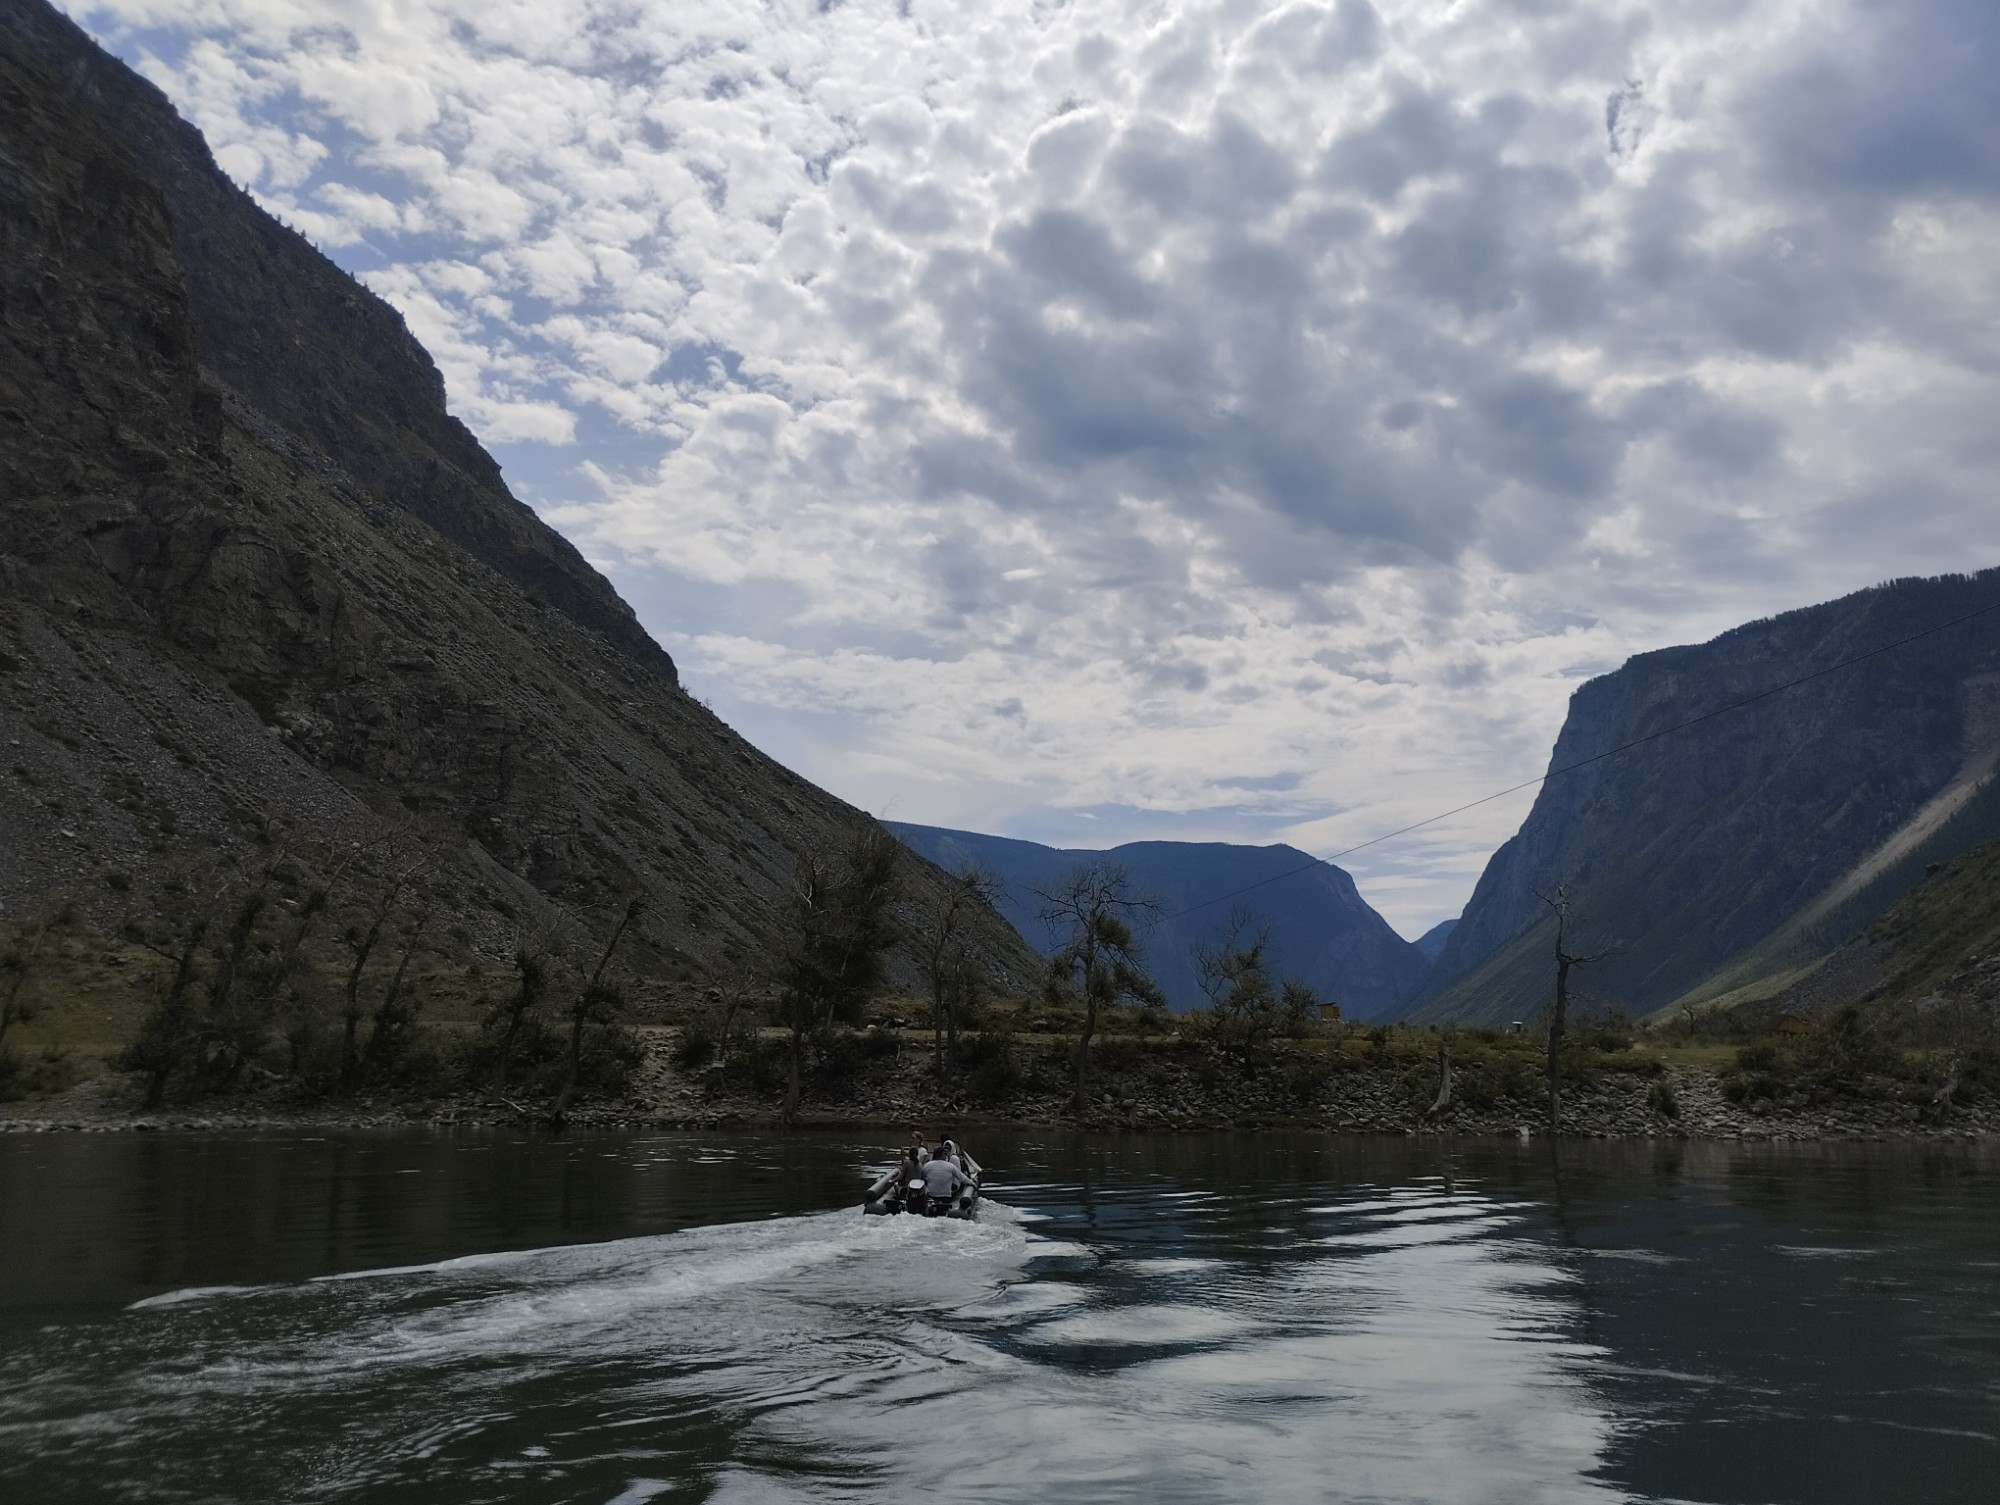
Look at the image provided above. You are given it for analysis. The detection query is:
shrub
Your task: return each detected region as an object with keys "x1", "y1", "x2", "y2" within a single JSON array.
[
  {"x1": 0, "y1": 1045, "x2": 79, "y2": 1102},
  {"x1": 1796, "y1": 1005, "x2": 1902, "y2": 1085},
  {"x1": 966, "y1": 1033, "x2": 1023, "y2": 1105},
  {"x1": 1736, "y1": 1043, "x2": 1779, "y2": 1072},
  {"x1": 1598, "y1": 1052, "x2": 1666, "y2": 1076},
  {"x1": 576, "y1": 1021, "x2": 644, "y2": 1095},
  {"x1": 1646, "y1": 1077, "x2": 1680, "y2": 1118},
  {"x1": 674, "y1": 1023, "x2": 717, "y2": 1071},
  {"x1": 814, "y1": 1028, "x2": 866, "y2": 1085},
  {"x1": 1721, "y1": 1070, "x2": 1779, "y2": 1103},
  {"x1": 1281, "y1": 1052, "x2": 1335, "y2": 1102},
  {"x1": 731, "y1": 1035, "x2": 789, "y2": 1092}
]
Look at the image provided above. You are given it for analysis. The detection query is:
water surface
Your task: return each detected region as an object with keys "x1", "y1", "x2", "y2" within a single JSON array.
[{"x1": 1, "y1": 1130, "x2": 1994, "y2": 1503}]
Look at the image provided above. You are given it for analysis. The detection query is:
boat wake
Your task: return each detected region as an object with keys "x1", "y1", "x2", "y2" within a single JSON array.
[{"x1": 2, "y1": 1176, "x2": 1634, "y2": 1504}]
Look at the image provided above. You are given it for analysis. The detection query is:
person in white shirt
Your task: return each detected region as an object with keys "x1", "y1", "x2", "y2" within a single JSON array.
[{"x1": 919, "y1": 1152, "x2": 971, "y2": 1214}]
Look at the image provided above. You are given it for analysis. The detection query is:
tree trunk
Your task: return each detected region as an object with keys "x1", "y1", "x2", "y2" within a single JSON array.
[
  {"x1": 1071, "y1": 996, "x2": 1097, "y2": 1115},
  {"x1": 551, "y1": 1003, "x2": 588, "y2": 1130},
  {"x1": 339, "y1": 971, "x2": 368, "y2": 1090},
  {"x1": 719, "y1": 994, "x2": 741, "y2": 1063},
  {"x1": 783, "y1": 1016, "x2": 804, "y2": 1125},
  {"x1": 494, "y1": 1008, "x2": 522, "y2": 1092},
  {"x1": 144, "y1": 934, "x2": 206, "y2": 1109},
  {"x1": 1547, "y1": 953, "x2": 1572, "y2": 1134},
  {"x1": 1424, "y1": 1045, "x2": 1453, "y2": 1120}
]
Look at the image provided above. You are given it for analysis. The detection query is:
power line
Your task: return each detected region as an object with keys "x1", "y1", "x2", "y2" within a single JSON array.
[{"x1": 1157, "y1": 592, "x2": 2000, "y2": 926}]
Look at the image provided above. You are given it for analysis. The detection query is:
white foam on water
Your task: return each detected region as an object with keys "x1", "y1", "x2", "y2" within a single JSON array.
[
  {"x1": 602, "y1": 1481, "x2": 673, "y2": 1505},
  {"x1": 1123, "y1": 1257, "x2": 1224, "y2": 1274},
  {"x1": 1588, "y1": 1248, "x2": 1684, "y2": 1264},
  {"x1": 1023, "y1": 1302, "x2": 1257, "y2": 1347},
  {"x1": 127, "y1": 1284, "x2": 274, "y2": 1310},
  {"x1": 959, "y1": 1281, "x2": 1092, "y2": 1321},
  {"x1": 1317, "y1": 1211, "x2": 1521, "y2": 1250},
  {"x1": 305, "y1": 1209, "x2": 1029, "y2": 1368}
]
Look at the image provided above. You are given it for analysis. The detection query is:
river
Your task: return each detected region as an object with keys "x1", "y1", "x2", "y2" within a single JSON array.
[{"x1": 1, "y1": 1130, "x2": 1994, "y2": 1503}]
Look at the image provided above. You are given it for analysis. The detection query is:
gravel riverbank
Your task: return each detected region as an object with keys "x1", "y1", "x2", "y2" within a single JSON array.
[{"x1": 4, "y1": 1030, "x2": 1993, "y2": 1141}]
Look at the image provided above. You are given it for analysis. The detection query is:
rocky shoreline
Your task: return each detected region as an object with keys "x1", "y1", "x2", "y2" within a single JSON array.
[{"x1": 3, "y1": 1031, "x2": 1993, "y2": 1142}]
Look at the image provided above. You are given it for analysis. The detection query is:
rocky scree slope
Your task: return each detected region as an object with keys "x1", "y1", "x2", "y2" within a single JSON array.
[
  {"x1": 0, "y1": 7, "x2": 1039, "y2": 989},
  {"x1": 1769, "y1": 825, "x2": 2000, "y2": 1027},
  {"x1": 886, "y1": 824, "x2": 1428, "y2": 1019},
  {"x1": 1411, "y1": 572, "x2": 2000, "y2": 1026}
]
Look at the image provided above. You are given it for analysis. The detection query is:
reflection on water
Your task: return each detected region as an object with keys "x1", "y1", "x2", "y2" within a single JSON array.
[{"x1": 0, "y1": 1132, "x2": 1995, "y2": 1504}]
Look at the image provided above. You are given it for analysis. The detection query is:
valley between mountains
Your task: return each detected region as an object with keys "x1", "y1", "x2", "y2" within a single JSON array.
[{"x1": 4, "y1": 0, "x2": 1999, "y2": 1140}]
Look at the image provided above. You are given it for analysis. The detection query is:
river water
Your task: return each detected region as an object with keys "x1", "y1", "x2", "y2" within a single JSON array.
[{"x1": 0, "y1": 1130, "x2": 1995, "y2": 1504}]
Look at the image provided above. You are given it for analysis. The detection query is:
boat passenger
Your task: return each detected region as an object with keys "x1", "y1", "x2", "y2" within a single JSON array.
[
  {"x1": 908, "y1": 1129, "x2": 930, "y2": 1165},
  {"x1": 919, "y1": 1152, "x2": 972, "y2": 1214},
  {"x1": 895, "y1": 1147, "x2": 925, "y2": 1213}
]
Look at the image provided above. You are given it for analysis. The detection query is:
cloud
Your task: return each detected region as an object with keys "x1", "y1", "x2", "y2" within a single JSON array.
[{"x1": 60, "y1": 0, "x2": 2000, "y2": 932}]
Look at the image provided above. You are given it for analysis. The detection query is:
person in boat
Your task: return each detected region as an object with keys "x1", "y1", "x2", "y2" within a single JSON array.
[
  {"x1": 908, "y1": 1129, "x2": 930, "y2": 1165},
  {"x1": 918, "y1": 1148, "x2": 972, "y2": 1215},
  {"x1": 889, "y1": 1146, "x2": 925, "y2": 1213}
]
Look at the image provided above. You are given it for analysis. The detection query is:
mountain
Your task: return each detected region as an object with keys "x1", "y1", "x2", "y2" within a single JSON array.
[
  {"x1": 1412, "y1": 919, "x2": 1457, "y2": 964},
  {"x1": 0, "y1": 0, "x2": 1039, "y2": 989},
  {"x1": 1769, "y1": 827, "x2": 2000, "y2": 1025},
  {"x1": 884, "y1": 824, "x2": 1427, "y2": 1020},
  {"x1": 1410, "y1": 572, "x2": 2000, "y2": 1026}
]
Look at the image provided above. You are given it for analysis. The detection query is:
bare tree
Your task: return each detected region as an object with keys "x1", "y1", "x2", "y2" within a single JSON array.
[
  {"x1": 1421, "y1": 1042, "x2": 1453, "y2": 1122},
  {"x1": 355, "y1": 900, "x2": 435, "y2": 1086},
  {"x1": 918, "y1": 864, "x2": 1001, "y2": 1076},
  {"x1": 1039, "y1": 862, "x2": 1163, "y2": 1114},
  {"x1": 1194, "y1": 910, "x2": 1319, "y2": 1054},
  {"x1": 123, "y1": 855, "x2": 246, "y2": 1107},
  {"x1": 187, "y1": 882, "x2": 274, "y2": 1097},
  {"x1": 337, "y1": 851, "x2": 427, "y2": 1090},
  {"x1": 1540, "y1": 885, "x2": 1610, "y2": 1133},
  {"x1": 715, "y1": 985, "x2": 752, "y2": 1066},
  {"x1": 552, "y1": 896, "x2": 644, "y2": 1126},
  {"x1": 776, "y1": 825, "x2": 901, "y2": 1123},
  {"x1": 489, "y1": 937, "x2": 558, "y2": 1093},
  {"x1": 127, "y1": 911, "x2": 211, "y2": 1109}
]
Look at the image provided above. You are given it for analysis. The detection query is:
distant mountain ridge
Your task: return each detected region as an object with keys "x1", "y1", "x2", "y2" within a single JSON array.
[
  {"x1": 886, "y1": 824, "x2": 1427, "y2": 1020},
  {"x1": 1413, "y1": 919, "x2": 1457, "y2": 963},
  {"x1": 1411, "y1": 572, "x2": 2000, "y2": 1025}
]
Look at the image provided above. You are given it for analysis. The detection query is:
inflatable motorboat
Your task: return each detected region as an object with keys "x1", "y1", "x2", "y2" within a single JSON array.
[{"x1": 863, "y1": 1150, "x2": 982, "y2": 1218}]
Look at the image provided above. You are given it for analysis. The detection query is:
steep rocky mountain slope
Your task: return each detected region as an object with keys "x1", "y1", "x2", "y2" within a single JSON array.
[
  {"x1": 1764, "y1": 824, "x2": 2000, "y2": 1028},
  {"x1": 886, "y1": 823, "x2": 1427, "y2": 1019},
  {"x1": 0, "y1": 1, "x2": 1038, "y2": 988},
  {"x1": 1410, "y1": 572, "x2": 2000, "y2": 1026}
]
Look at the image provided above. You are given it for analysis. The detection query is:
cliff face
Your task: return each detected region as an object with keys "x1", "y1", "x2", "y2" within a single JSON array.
[
  {"x1": 0, "y1": 3, "x2": 1039, "y2": 988},
  {"x1": 1411, "y1": 572, "x2": 2000, "y2": 1025},
  {"x1": 886, "y1": 824, "x2": 1428, "y2": 1020},
  {"x1": 0, "y1": 0, "x2": 663, "y2": 677}
]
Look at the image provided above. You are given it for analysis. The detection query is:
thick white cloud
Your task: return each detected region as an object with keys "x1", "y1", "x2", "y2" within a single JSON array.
[{"x1": 62, "y1": 0, "x2": 2000, "y2": 934}]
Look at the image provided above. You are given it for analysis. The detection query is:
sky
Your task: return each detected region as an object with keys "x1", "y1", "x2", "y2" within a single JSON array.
[{"x1": 61, "y1": 0, "x2": 2000, "y2": 938}]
